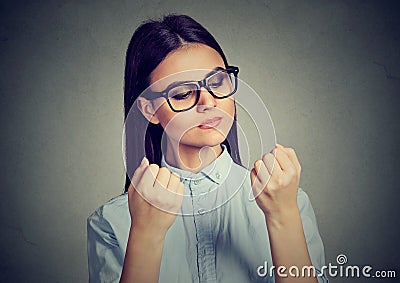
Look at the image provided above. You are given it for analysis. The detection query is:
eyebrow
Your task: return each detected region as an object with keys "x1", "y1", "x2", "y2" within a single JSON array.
[{"x1": 158, "y1": 66, "x2": 224, "y2": 93}]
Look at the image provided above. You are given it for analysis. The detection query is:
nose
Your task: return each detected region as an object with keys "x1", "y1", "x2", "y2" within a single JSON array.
[{"x1": 196, "y1": 87, "x2": 216, "y2": 112}]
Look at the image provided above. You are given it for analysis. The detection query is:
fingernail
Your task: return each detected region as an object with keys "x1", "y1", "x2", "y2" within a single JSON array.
[{"x1": 140, "y1": 156, "x2": 146, "y2": 166}]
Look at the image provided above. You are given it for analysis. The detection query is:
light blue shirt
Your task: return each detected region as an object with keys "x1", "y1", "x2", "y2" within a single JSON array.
[{"x1": 87, "y1": 145, "x2": 329, "y2": 282}]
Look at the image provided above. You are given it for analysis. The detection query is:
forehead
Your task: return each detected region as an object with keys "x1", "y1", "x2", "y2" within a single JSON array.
[{"x1": 149, "y1": 44, "x2": 225, "y2": 90}]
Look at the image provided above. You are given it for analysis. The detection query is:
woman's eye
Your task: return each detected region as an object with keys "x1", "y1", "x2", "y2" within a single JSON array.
[
  {"x1": 210, "y1": 81, "x2": 222, "y2": 88},
  {"x1": 209, "y1": 73, "x2": 228, "y2": 88},
  {"x1": 171, "y1": 91, "x2": 194, "y2": 100},
  {"x1": 210, "y1": 80, "x2": 223, "y2": 88}
]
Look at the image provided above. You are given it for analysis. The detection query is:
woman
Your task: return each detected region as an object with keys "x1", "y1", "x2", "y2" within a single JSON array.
[{"x1": 87, "y1": 14, "x2": 328, "y2": 283}]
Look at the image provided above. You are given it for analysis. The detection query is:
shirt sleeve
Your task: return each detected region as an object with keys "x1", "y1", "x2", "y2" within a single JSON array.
[
  {"x1": 87, "y1": 207, "x2": 124, "y2": 283},
  {"x1": 298, "y1": 187, "x2": 329, "y2": 283}
]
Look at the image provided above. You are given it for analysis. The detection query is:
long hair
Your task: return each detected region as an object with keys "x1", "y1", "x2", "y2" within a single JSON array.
[{"x1": 123, "y1": 14, "x2": 242, "y2": 193}]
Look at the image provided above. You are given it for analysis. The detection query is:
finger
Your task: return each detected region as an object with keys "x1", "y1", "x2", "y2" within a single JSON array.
[
  {"x1": 127, "y1": 181, "x2": 136, "y2": 197},
  {"x1": 167, "y1": 172, "x2": 181, "y2": 192},
  {"x1": 282, "y1": 147, "x2": 301, "y2": 174},
  {"x1": 154, "y1": 167, "x2": 170, "y2": 190},
  {"x1": 262, "y1": 152, "x2": 280, "y2": 175},
  {"x1": 137, "y1": 163, "x2": 159, "y2": 194},
  {"x1": 251, "y1": 160, "x2": 263, "y2": 188},
  {"x1": 250, "y1": 168, "x2": 257, "y2": 193},
  {"x1": 250, "y1": 167, "x2": 264, "y2": 198},
  {"x1": 253, "y1": 159, "x2": 262, "y2": 175},
  {"x1": 250, "y1": 168, "x2": 261, "y2": 188},
  {"x1": 250, "y1": 167, "x2": 256, "y2": 187},
  {"x1": 274, "y1": 148, "x2": 295, "y2": 173},
  {"x1": 253, "y1": 159, "x2": 270, "y2": 187},
  {"x1": 276, "y1": 144, "x2": 301, "y2": 173},
  {"x1": 132, "y1": 156, "x2": 149, "y2": 188},
  {"x1": 175, "y1": 182, "x2": 185, "y2": 196}
]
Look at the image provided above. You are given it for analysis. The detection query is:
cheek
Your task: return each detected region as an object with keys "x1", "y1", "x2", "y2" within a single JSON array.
[
  {"x1": 227, "y1": 99, "x2": 236, "y2": 116},
  {"x1": 219, "y1": 99, "x2": 236, "y2": 131},
  {"x1": 159, "y1": 111, "x2": 199, "y2": 140},
  {"x1": 219, "y1": 98, "x2": 235, "y2": 119}
]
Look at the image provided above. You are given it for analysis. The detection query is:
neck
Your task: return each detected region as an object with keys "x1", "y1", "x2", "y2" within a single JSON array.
[{"x1": 164, "y1": 139, "x2": 223, "y2": 173}]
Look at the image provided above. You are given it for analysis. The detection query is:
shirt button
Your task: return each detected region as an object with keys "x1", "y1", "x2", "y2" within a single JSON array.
[
  {"x1": 198, "y1": 208, "x2": 206, "y2": 215},
  {"x1": 193, "y1": 179, "x2": 200, "y2": 185},
  {"x1": 215, "y1": 172, "x2": 221, "y2": 179}
]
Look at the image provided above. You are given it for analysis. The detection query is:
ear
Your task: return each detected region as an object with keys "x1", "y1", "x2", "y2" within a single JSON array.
[{"x1": 136, "y1": 97, "x2": 160, "y2": 124}]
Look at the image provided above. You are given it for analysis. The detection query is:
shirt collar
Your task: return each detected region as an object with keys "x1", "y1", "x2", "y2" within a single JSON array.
[{"x1": 160, "y1": 144, "x2": 232, "y2": 185}]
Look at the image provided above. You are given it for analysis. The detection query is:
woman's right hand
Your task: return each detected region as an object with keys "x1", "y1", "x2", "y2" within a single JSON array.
[{"x1": 127, "y1": 156, "x2": 185, "y2": 237}]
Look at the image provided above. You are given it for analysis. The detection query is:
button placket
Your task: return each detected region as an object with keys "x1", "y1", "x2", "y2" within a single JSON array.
[{"x1": 193, "y1": 207, "x2": 216, "y2": 282}]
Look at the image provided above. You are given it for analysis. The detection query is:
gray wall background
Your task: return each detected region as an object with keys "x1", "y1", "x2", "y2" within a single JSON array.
[{"x1": 1, "y1": 0, "x2": 399, "y2": 282}]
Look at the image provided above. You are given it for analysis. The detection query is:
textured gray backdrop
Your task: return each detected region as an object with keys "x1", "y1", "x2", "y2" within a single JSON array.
[{"x1": 1, "y1": 1, "x2": 399, "y2": 282}]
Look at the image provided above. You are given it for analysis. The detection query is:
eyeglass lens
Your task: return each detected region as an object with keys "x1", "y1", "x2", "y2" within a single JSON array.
[{"x1": 167, "y1": 70, "x2": 236, "y2": 111}]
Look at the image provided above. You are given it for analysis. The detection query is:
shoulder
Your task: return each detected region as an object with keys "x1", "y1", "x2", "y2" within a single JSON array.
[{"x1": 87, "y1": 192, "x2": 129, "y2": 228}]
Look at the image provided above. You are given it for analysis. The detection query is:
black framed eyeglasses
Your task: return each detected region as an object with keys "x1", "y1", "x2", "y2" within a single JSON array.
[{"x1": 144, "y1": 66, "x2": 239, "y2": 112}]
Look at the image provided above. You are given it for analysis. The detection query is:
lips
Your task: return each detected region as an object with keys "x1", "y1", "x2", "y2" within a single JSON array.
[{"x1": 199, "y1": 116, "x2": 222, "y2": 129}]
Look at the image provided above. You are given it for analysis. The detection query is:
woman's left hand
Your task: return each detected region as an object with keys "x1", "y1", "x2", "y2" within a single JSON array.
[{"x1": 250, "y1": 143, "x2": 302, "y2": 223}]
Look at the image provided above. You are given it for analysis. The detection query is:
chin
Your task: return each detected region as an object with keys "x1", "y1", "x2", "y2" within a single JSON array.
[
  {"x1": 180, "y1": 133, "x2": 226, "y2": 149},
  {"x1": 195, "y1": 136, "x2": 226, "y2": 148},
  {"x1": 175, "y1": 124, "x2": 230, "y2": 148}
]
